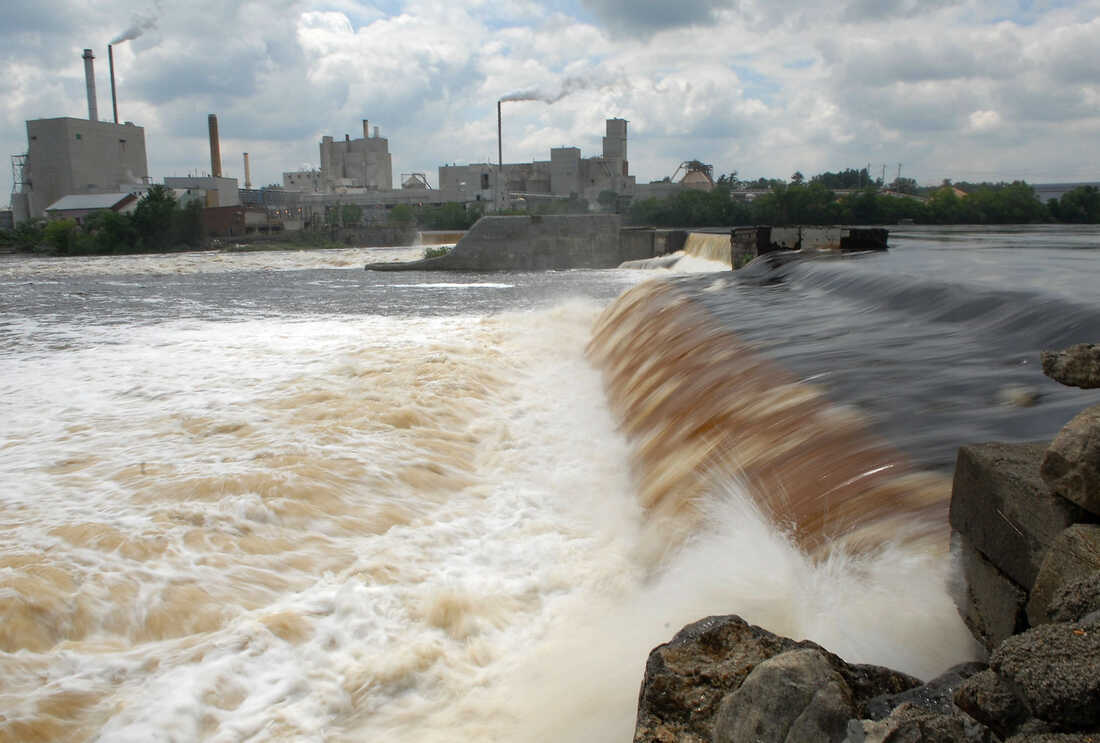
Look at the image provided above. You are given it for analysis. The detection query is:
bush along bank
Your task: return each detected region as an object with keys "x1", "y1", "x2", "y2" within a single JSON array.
[
  {"x1": 0, "y1": 185, "x2": 202, "y2": 255},
  {"x1": 633, "y1": 345, "x2": 1100, "y2": 743}
]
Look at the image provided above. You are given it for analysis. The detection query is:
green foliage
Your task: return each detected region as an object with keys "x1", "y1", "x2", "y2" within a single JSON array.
[
  {"x1": 415, "y1": 201, "x2": 482, "y2": 230},
  {"x1": 628, "y1": 188, "x2": 751, "y2": 227},
  {"x1": 422, "y1": 246, "x2": 452, "y2": 259},
  {"x1": 340, "y1": 204, "x2": 363, "y2": 227},
  {"x1": 0, "y1": 218, "x2": 47, "y2": 253},
  {"x1": 811, "y1": 168, "x2": 871, "y2": 190},
  {"x1": 44, "y1": 219, "x2": 82, "y2": 254},
  {"x1": 891, "y1": 177, "x2": 919, "y2": 195},
  {"x1": 1053, "y1": 185, "x2": 1100, "y2": 223},
  {"x1": 388, "y1": 204, "x2": 414, "y2": 225},
  {"x1": 11, "y1": 185, "x2": 205, "y2": 256}
]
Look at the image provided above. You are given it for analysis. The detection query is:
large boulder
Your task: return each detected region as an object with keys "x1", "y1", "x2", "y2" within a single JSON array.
[
  {"x1": 713, "y1": 649, "x2": 853, "y2": 743},
  {"x1": 1047, "y1": 572, "x2": 1100, "y2": 624},
  {"x1": 956, "y1": 615, "x2": 1100, "y2": 733},
  {"x1": 1041, "y1": 344, "x2": 1100, "y2": 389},
  {"x1": 950, "y1": 442, "x2": 1094, "y2": 589},
  {"x1": 633, "y1": 615, "x2": 920, "y2": 743},
  {"x1": 1041, "y1": 404, "x2": 1100, "y2": 517},
  {"x1": 1027, "y1": 525, "x2": 1100, "y2": 625}
]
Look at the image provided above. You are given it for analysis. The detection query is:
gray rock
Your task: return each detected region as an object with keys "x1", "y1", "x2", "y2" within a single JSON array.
[
  {"x1": 1041, "y1": 404, "x2": 1100, "y2": 516},
  {"x1": 950, "y1": 442, "x2": 1093, "y2": 589},
  {"x1": 1005, "y1": 734, "x2": 1100, "y2": 742},
  {"x1": 1048, "y1": 572, "x2": 1100, "y2": 624},
  {"x1": 865, "y1": 661, "x2": 988, "y2": 720},
  {"x1": 847, "y1": 703, "x2": 997, "y2": 743},
  {"x1": 633, "y1": 616, "x2": 920, "y2": 743},
  {"x1": 713, "y1": 649, "x2": 853, "y2": 743},
  {"x1": 1027, "y1": 525, "x2": 1100, "y2": 625},
  {"x1": 1041, "y1": 344, "x2": 1100, "y2": 389},
  {"x1": 955, "y1": 668, "x2": 1032, "y2": 739},
  {"x1": 991, "y1": 618, "x2": 1100, "y2": 729},
  {"x1": 955, "y1": 534, "x2": 1030, "y2": 650}
]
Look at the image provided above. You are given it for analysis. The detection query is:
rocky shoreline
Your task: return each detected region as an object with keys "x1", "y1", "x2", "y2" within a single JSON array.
[{"x1": 632, "y1": 344, "x2": 1100, "y2": 743}]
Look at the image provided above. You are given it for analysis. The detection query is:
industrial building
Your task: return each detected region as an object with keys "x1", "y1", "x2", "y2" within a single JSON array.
[
  {"x1": 283, "y1": 120, "x2": 393, "y2": 193},
  {"x1": 438, "y1": 119, "x2": 634, "y2": 205},
  {"x1": 11, "y1": 49, "x2": 149, "y2": 223}
]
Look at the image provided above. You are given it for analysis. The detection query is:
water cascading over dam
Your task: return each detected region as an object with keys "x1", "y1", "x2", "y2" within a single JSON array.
[{"x1": 586, "y1": 278, "x2": 952, "y2": 559}]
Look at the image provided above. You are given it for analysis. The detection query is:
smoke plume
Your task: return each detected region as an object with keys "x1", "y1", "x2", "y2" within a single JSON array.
[
  {"x1": 500, "y1": 76, "x2": 596, "y2": 104},
  {"x1": 111, "y1": 15, "x2": 157, "y2": 45}
]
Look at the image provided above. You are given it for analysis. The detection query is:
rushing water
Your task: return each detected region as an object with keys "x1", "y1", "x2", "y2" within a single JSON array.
[{"x1": 0, "y1": 227, "x2": 1097, "y2": 742}]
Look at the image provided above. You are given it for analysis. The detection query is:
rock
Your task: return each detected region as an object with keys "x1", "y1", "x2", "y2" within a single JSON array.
[
  {"x1": 1027, "y1": 525, "x2": 1100, "y2": 625},
  {"x1": 950, "y1": 442, "x2": 1094, "y2": 589},
  {"x1": 1048, "y1": 572, "x2": 1100, "y2": 624},
  {"x1": 991, "y1": 617, "x2": 1100, "y2": 730},
  {"x1": 713, "y1": 649, "x2": 853, "y2": 743},
  {"x1": 1041, "y1": 404, "x2": 1100, "y2": 516},
  {"x1": 998, "y1": 385, "x2": 1042, "y2": 408},
  {"x1": 1041, "y1": 344, "x2": 1100, "y2": 389},
  {"x1": 955, "y1": 668, "x2": 1033, "y2": 739},
  {"x1": 1006, "y1": 734, "x2": 1100, "y2": 742},
  {"x1": 847, "y1": 703, "x2": 996, "y2": 743},
  {"x1": 865, "y1": 661, "x2": 988, "y2": 720},
  {"x1": 955, "y1": 535, "x2": 1030, "y2": 650},
  {"x1": 633, "y1": 615, "x2": 921, "y2": 743}
]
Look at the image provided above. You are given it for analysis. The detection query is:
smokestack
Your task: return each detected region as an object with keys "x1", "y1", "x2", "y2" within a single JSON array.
[
  {"x1": 373, "y1": 126, "x2": 379, "y2": 139},
  {"x1": 82, "y1": 49, "x2": 98, "y2": 121},
  {"x1": 243, "y1": 152, "x2": 252, "y2": 189},
  {"x1": 208, "y1": 114, "x2": 222, "y2": 177},
  {"x1": 497, "y1": 100, "x2": 503, "y2": 207},
  {"x1": 108, "y1": 45, "x2": 119, "y2": 124},
  {"x1": 362, "y1": 119, "x2": 369, "y2": 138}
]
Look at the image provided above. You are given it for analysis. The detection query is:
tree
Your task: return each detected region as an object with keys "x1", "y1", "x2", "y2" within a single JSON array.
[
  {"x1": 1057, "y1": 185, "x2": 1100, "y2": 223},
  {"x1": 790, "y1": 171, "x2": 805, "y2": 185},
  {"x1": 340, "y1": 204, "x2": 363, "y2": 227},
  {"x1": 133, "y1": 185, "x2": 178, "y2": 251},
  {"x1": 891, "y1": 177, "x2": 919, "y2": 195},
  {"x1": 388, "y1": 204, "x2": 414, "y2": 225}
]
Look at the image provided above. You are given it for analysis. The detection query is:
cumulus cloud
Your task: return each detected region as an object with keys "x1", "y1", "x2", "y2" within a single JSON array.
[{"x1": 2, "y1": 0, "x2": 1100, "y2": 200}]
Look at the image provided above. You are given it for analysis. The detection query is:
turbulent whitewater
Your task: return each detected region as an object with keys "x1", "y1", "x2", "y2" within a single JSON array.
[{"x1": 1, "y1": 226, "x2": 1097, "y2": 742}]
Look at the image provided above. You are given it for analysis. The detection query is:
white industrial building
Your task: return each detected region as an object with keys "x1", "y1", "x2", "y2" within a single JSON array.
[
  {"x1": 438, "y1": 119, "x2": 635, "y2": 206},
  {"x1": 283, "y1": 120, "x2": 393, "y2": 193},
  {"x1": 11, "y1": 49, "x2": 150, "y2": 223}
]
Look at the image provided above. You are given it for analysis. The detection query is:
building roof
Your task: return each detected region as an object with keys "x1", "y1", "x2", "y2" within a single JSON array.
[{"x1": 45, "y1": 192, "x2": 140, "y2": 212}]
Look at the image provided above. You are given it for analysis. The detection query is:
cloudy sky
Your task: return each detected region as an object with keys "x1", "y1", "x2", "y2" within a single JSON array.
[{"x1": 3, "y1": 0, "x2": 1098, "y2": 201}]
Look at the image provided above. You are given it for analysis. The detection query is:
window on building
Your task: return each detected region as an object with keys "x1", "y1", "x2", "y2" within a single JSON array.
[
  {"x1": 481, "y1": 173, "x2": 490, "y2": 190},
  {"x1": 75, "y1": 133, "x2": 82, "y2": 140}
]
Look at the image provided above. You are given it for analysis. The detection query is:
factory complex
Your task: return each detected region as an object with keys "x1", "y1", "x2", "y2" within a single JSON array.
[{"x1": 7, "y1": 47, "x2": 645, "y2": 236}]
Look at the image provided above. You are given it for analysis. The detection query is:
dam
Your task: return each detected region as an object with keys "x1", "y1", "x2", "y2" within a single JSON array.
[{"x1": 365, "y1": 214, "x2": 889, "y2": 271}]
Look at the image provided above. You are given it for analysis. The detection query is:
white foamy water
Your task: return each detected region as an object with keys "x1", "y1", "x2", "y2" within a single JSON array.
[
  {"x1": 0, "y1": 249, "x2": 977, "y2": 742},
  {"x1": 0, "y1": 245, "x2": 425, "y2": 279}
]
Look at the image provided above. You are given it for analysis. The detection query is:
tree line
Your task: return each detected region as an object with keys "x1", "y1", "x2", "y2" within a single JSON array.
[
  {"x1": 1, "y1": 186, "x2": 203, "y2": 255},
  {"x1": 628, "y1": 177, "x2": 1099, "y2": 228}
]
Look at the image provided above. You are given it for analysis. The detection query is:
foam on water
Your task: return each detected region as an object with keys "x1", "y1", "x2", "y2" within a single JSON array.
[{"x1": 0, "y1": 250, "x2": 978, "y2": 742}]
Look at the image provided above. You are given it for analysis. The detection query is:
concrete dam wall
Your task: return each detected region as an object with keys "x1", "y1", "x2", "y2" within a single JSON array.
[{"x1": 366, "y1": 214, "x2": 641, "y2": 271}]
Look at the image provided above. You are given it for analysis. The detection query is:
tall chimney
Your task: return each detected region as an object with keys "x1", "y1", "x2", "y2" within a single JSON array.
[
  {"x1": 243, "y1": 152, "x2": 252, "y2": 189},
  {"x1": 108, "y1": 45, "x2": 119, "y2": 124},
  {"x1": 208, "y1": 114, "x2": 222, "y2": 177},
  {"x1": 82, "y1": 49, "x2": 98, "y2": 121},
  {"x1": 362, "y1": 119, "x2": 369, "y2": 138},
  {"x1": 373, "y1": 126, "x2": 379, "y2": 139},
  {"x1": 497, "y1": 100, "x2": 503, "y2": 207}
]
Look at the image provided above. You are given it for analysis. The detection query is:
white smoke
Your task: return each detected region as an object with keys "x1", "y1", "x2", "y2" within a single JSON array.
[
  {"x1": 500, "y1": 76, "x2": 599, "y2": 104},
  {"x1": 111, "y1": 14, "x2": 157, "y2": 45}
]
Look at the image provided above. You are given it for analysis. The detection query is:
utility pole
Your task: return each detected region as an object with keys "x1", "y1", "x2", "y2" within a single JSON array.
[
  {"x1": 881, "y1": 164, "x2": 886, "y2": 185},
  {"x1": 897, "y1": 163, "x2": 903, "y2": 183}
]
